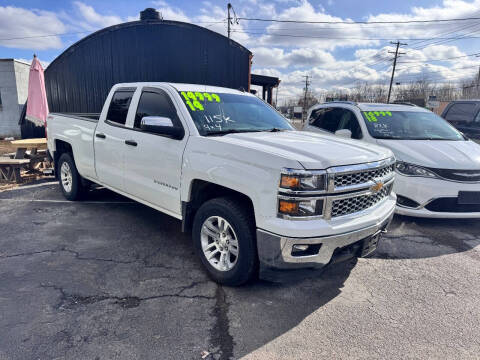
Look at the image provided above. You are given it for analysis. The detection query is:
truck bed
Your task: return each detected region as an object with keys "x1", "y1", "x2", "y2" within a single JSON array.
[{"x1": 47, "y1": 112, "x2": 99, "y2": 180}]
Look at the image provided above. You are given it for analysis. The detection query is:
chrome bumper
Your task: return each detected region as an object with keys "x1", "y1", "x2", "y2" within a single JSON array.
[{"x1": 256, "y1": 212, "x2": 394, "y2": 272}]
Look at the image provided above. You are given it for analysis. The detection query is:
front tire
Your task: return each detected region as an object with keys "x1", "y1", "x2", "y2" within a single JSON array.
[
  {"x1": 192, "y1": 197, "x2": 257, "y2": 286},
  {"x1": 58, "y1": 153, "x2": 85, "y2": 201}
]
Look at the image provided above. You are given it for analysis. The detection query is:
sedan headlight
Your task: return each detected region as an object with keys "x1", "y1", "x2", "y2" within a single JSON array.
[
  {"x1": 396, "y1": 161, "x2": 438, "y2": 178},
  {"x1": 280, "y1": 169, "x2": 327, "y2": 192}
]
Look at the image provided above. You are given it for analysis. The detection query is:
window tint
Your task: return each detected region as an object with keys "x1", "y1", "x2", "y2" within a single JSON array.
[
  {"x1": 134, "y1": 90, "x2": 179, "y2": 129},
  {"x1": 310, "y1": 107, "x2": 362, "y2": 138},
  {"x1": 310, "y1": 108, "x2": 341, "y2": 132},
  {"x1": 445, "y1": 103, "x2": 478, "y2": 123},
  {"x1": 337, "y1": 109, "x2": 362, "y2": 139},
  {"x1": 106, "y1": 90, "x2": 134, "y2": 125},
  {"x1": 475, "y1": 111, "x2": 480, "y2": 123}
]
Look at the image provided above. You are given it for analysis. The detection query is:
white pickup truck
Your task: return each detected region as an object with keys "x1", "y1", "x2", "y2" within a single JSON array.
[{"x1": 47, "y1": 82, "x2": 396, "y2": 285}]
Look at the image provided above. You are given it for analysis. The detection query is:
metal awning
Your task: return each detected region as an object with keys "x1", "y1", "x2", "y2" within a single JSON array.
[{"x1": 251, "y1": 74, "x2": 280, "y2": 105}]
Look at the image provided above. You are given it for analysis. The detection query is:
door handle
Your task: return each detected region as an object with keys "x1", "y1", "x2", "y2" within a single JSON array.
[
  {"x1": 95, "y1": 133, "x2": 106, "y2": 139},
  {"x1": 125, "y1": 140, "x2": 137, "y2": 146}
]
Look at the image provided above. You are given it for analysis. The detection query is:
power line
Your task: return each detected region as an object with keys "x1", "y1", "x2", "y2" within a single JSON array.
[
  {"x1": 231, "y1": 30, "x2": 480, "y2": 41},
  {"x1": 397, "y1": 52, "x2": 480, "y2": 64},
  {"x1": 396, "y1": 63, "x2": 480, "y2": 75},
  {"x1": 237, "y1": 16, "x2": 480, "y2": 25},
  {"x1": 0, "y1": 20, "x2": 228, "y2": 42}
]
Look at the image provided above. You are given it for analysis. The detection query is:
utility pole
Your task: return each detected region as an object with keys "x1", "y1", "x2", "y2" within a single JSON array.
[
  {"x1": 227, "y1": 3, "x2": 232, "y2": 39},
  {"x1": 302, "y1": 75, "x2": 310, "y2": 122},
  {"x1": 387, "y1": 41, "x2": 407, "y2": 103}
]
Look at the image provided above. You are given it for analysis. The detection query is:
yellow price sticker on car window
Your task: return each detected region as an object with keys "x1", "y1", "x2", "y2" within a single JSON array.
[
  {"x1": 363, "y1": 111, "x2": 392, "y2": 122},
  {"x1": 180, "y1": 91, "x2": 221, "y2": 111}
]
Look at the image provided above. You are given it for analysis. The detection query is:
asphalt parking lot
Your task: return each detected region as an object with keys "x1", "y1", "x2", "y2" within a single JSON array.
[{"x1": 0, "y1": 182, "x2": 479, "y2": 359}]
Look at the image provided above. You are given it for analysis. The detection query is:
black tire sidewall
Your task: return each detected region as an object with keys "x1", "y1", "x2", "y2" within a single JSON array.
[
  {"x1": 58, "y1": 153, "x2": 82, "y2": 201},
  {"x1": 192, "y1": 198, "x2": 257, "y2": 286}
]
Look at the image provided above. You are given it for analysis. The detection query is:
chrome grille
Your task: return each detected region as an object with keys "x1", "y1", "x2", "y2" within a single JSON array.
[
  {"x1": 334, "y1": 164, "x2": 394, "y2": 188},
  {"x1": 331, "y1": 183, "x2": 393, "y2": 218}
]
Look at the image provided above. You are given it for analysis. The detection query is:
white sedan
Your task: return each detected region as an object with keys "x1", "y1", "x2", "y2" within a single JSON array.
[{"x1": 304, "y1": 102, "x2": 480, "y2": 218}]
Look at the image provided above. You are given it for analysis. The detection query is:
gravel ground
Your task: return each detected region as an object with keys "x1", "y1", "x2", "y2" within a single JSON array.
[{"x1": 0, "y1": 183, "x2": 478, "y2": 359}]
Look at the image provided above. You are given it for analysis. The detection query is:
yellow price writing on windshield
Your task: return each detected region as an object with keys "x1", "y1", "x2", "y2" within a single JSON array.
[
  {"x1": 363, "y1": 111, "x2": 392, "y2": 122},
  {"x1": 180, "y1": 91, "x2": 221, "y2": 111}
]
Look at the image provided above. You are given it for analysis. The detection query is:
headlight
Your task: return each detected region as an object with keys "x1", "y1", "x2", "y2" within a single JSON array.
[
  {"x1": 396, "y1": 161, "x2": 438, "y2": 178},
  {"x1": 280, "y1": 170, "x2": 327, "y2": 192},
  {"x1": 278, "y1": 198, "x2": 324, "y2": 217}
]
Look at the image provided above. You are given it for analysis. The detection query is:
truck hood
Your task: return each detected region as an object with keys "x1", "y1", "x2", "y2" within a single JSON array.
[
  {"x1": 211, "y1": 131, "x2": 393, "y2": 169},
  {"x1": 376, "y1": 139, "x2": 480, "y2": 169}
]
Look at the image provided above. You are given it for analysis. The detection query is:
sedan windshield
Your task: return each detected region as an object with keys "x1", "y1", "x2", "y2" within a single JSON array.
[
  {"x1": 178, "y1": 91, "x2": 294, "y2": 135},
  {"x1": 361, "y1": 110, "x2": 465, "y2": 140}
]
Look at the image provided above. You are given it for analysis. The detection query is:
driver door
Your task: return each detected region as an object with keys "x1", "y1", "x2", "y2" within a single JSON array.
[{"x1": 123, "y1": 86, "x2": 188, "y2": 216}]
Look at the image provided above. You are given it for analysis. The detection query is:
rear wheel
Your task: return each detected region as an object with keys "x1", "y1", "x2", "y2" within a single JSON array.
[
  {"x1": 58, "y1": 153, "x2": 85, "y2": 201},
  {"x1": 192, "y1": 197, "x2": 257, "y2": 286}
]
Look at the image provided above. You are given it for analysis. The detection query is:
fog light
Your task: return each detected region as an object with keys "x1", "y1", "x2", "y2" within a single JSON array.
[{"x1": 291, "y1": 244, "x2": 322, "y2": 257}]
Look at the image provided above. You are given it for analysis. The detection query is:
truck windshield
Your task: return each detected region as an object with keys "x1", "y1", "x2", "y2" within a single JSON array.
[
  {"x1": 178, "y1": 91, "x2": 294, "y2": 135},
  {"x1": 361, "y1": 110, "x2": 465, "y2": 140}
]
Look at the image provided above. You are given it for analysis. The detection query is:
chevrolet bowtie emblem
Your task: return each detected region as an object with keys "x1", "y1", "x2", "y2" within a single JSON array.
[{"x1": 370, "y1": 180, "x2": 384, "y2": 193}]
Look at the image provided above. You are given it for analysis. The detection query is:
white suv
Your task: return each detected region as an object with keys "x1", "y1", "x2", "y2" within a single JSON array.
[{"x1": 304, "y1": 101, "x2": 480, "y2": 218}]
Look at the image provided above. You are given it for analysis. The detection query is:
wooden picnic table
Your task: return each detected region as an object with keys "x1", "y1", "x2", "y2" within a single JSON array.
[
  {"x1": 0, "y1": 158, "x2": 30, "y2": 183},
  {"x1": 10, "y1": 138, "x2": 47, "y2": 159},
  {"x1": 0, "y1": 138, "x2": 50, "y2": 183}
]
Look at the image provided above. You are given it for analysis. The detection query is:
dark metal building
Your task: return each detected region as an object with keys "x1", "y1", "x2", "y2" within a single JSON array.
[{"x1": 44, "y1": 8, "x2": 252, "y2": 114}]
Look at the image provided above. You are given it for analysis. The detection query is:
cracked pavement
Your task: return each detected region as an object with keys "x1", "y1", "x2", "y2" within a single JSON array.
[{"x1": 0, "y1": 183, "x2": 479, "y2": 359}]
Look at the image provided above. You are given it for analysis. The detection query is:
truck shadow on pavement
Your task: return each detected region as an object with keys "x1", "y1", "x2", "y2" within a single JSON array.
[
  {"x1": 0, "y1": 184, "x2": 358, "y2": 360},
  {"x1": 374, "y1": 215, "x2": 480, "y2": 260}
]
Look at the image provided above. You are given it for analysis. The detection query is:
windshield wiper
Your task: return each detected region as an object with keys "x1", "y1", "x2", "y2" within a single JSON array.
[
  {"x1": 265, "y1": 128, "x2": 287, "y2": 132},
  {"x1": 204, "y1": 129, "x2": 263, "y2": 136}
]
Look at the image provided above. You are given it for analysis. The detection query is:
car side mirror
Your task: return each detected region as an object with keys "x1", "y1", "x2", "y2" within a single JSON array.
[
  {"x1": 140, "y1": 116, "x2": 184, "y2": 139},
  {"x1": 335, "y1": 129, "x2": 352, "y2": 138}
]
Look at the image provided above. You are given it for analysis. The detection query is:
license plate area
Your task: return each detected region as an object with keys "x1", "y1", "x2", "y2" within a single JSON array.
[
  {"x1": 361, "y1": 231, "x2": 381, "y2": 257},
  {"x1": 458, "y1": 191, "x2": 480, "y2": 205}
]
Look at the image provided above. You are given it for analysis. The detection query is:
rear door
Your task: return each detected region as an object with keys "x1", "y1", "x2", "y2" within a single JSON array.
[
  {"x1": 94, "y1": 88, "x2": 136, "y2": 191},
  {"x1": 123, "y1": 86, "x2": 188, "y2": 216}
]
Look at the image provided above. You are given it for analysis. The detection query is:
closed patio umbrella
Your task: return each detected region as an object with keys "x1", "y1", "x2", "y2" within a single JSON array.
[{"x1": 26, "y1": 55, "x2": 49, "y2": 127}]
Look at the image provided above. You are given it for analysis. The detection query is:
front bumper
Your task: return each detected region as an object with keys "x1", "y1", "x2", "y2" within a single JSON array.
[
  {"x1": 394, "y1": 173, "x2": 480, "y2": 218},
  {"x1": 256, "y1": 209, "x2": 394, "y2": 277}
]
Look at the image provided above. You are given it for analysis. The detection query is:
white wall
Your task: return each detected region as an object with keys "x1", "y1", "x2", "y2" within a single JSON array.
[{"x1": 0, "y1": 59, "x2": 30, "y2": 138}]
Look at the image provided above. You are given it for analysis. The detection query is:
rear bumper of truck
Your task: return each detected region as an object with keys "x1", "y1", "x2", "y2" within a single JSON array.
[{"x1": 256, "y1": 209, "x2": 394, "y2": 280}]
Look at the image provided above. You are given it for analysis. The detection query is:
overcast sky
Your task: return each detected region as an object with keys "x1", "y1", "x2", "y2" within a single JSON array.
[{"x1": 1, "y1": 0, "x2": 479, "y2": 103}]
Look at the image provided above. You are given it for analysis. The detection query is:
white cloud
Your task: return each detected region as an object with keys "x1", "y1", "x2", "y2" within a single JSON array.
[
  {"x1": 251, "y1": 47, "x2": 335, "y2": 68},
  {"x1": 72, "y1": 2, "x2": 123, "y2": 30},
  {"x1": 0, "y1": 6, "x2": 65, "y2": 49}
]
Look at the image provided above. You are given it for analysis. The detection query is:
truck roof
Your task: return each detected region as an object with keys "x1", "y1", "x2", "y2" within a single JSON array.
[{"x1": 113, "y1": 82, "x2": 251, "y2": 96}]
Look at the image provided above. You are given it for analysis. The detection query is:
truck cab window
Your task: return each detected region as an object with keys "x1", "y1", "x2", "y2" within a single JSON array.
[
  {"x1": 134, "y1": 90, "x2": 179, "y2": 129},
  {"x1": 106, "y1": 90, "x2": 134, "y2": 125}
]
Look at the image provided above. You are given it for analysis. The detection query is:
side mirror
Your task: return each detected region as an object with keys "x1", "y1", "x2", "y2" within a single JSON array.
[
  {"x1": 140, "y1": 116, "x2": 184, "y2": 139},
  {"x1": 335, "y1": 129, "x2": 352, "y2": 138}
]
